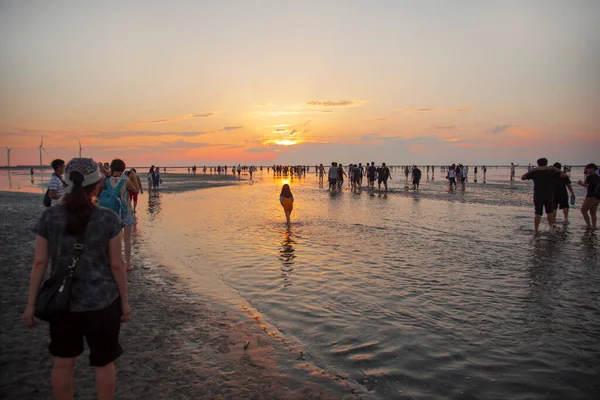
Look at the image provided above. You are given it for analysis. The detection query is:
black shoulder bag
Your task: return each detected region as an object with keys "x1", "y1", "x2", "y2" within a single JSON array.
[{"x1": 35, "y1": 235, "x2": 85, "y2": 322}]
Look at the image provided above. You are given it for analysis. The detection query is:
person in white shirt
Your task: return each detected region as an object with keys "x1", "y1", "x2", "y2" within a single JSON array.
[
  {"x1": 48, "y1": 159, "x2": 66, "y2": 206},
  {"x1": 328, "y1": 162, "x2": 339, "y2": 191},
  {"x1": 447, "y1": 164, "x2": 457, "y2": 190}
]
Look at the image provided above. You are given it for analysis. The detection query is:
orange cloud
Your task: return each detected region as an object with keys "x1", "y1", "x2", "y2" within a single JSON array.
[
  {"x1": 305, "y1": 100, "x2": 358, "y2": 107},
  {"x1": 130, "y1": 112, "x2": 216, "y2": 128}
]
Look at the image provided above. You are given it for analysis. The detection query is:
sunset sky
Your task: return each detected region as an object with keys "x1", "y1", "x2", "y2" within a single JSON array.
[{"x1": 1, "y1": 0, "x2": 598, "y2": 167}]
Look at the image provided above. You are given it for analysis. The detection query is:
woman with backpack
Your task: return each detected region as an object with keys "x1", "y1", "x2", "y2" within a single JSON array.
[
  {"x1": 102, "y1": 159, "x2": 138, "y2": 271},
  {"x1": 23, "y1": 158, "x2": 130, "y2": 400}
]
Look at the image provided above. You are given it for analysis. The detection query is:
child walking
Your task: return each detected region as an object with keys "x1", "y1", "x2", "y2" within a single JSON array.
[{"x1": 280, "y1": 184, "x2": 294, "y2": 225}]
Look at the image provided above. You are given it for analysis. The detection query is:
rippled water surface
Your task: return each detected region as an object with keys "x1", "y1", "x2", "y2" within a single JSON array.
[{"x1": 5, "y1": 167, "x2": 600, "y2": 398}]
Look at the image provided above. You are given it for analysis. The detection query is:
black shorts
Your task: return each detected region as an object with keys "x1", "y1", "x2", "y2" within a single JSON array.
[
  {"x1": 378, "y1": 178, "x2": 388, "y2": 185},
  {"x1": 49, "y1": 299, "x2": 123, "y2": 366},
  {"x1": 534, "y1": 198, "x2": 554, "y2": 216},
  {"x1": 329, "y1": 178, "x2": 337, "y2": 186},
  {"x1": 413, "y1": 178, "x2": 421, "y2": 185},
  {"x1": 554, "y1": 196, "x2": 569, "y2": 210}
]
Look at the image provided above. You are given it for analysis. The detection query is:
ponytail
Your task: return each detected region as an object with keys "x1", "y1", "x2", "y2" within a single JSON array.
[{"x1": 63, "y1": 171, "x2": 95, "y2": 235}]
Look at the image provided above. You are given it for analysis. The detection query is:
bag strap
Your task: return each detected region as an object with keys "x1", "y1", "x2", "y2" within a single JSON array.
[{"x1": 67, "y1": 234, "x2": 85, "y2": 277}]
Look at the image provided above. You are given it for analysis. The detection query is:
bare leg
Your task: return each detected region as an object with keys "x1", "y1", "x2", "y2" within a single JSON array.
[
  {"x1": 581, "y1": 198, "x2": 593, "y2": 228},
  {"x1": 285, "y1": 211, "x2": 291, "y2": 225},
  {"x1": 563, "y1": 208, "x2": 569, "y2": 221},
  {"x1": 124, "y1": 226, "x2": 133, "y2": 270},
  {"x1": 52, "y1": 357, "x2": 76, "y2": 400},
  {"x1": 547, "y1": 212, "x2": 556, "y2": 228},
  {"x1": 534, "y1": 215, "x2": 542, "y2": 234},
  {"x1": 95, "y1": 362, "x2": 116, "y2": 400},
  {"x1": 591, "y1": 201, "x2": 599, "y2": 228}
]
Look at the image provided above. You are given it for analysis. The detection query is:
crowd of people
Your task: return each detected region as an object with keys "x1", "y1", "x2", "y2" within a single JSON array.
[
  {"x1": 522, "y1": 159, "x2": 599, "y2": 233},
  {"x1": 186, "y1": 164, "x2": 260, "y2": 179}
]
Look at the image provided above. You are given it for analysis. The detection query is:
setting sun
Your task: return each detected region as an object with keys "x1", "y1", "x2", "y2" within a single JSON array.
[{"x1": 274, "y1": 139, "x2": 297, "y2": 146}]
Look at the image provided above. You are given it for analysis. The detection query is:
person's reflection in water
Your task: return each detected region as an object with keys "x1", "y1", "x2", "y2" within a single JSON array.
[
  {"x1": 524, "y1": 235, "x2": 564, "y2": 339},
  {"x1": 147, "y1": 190, "x2": 162, "y2": 222},
  {"x1": 7, "y1": 168, "x2": 12, "y2": 189},
  {"x1": 279, "y1": 229, "x2": 296, "y2": 288},
  {"x1": 580, "y1": 230, "x2": 598, "y2": 266}
]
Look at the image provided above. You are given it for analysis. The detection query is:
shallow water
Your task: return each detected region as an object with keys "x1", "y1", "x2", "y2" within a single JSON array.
[
  {"x1": 2, "y1": 166, "x2": 597, "y2": 398},
  {"x1": 125, "y1": 168, "x2": 599, "y2": 399}
]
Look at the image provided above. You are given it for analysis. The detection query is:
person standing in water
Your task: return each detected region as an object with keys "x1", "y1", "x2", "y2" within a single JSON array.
[
  {"x1": 447, "y1": 164, "x2": 457, "y2": 190},
  {"x1": 128, "y1": 168, "x2": 143, "y2": 212},
  {"x1": 377, "y1": 162, "x2": 391, "y2": 193},
  {"x1": 280, "y1": 184, "x2": 294, "y2": 226},
  {"x1": 412, "y1": 165, "x2": 422, "y2": 190},
  {"x1": 521, "y1": 158, "x2": 565, "y2": 234},
  {"x1": 318, "y1": 163, "x2": 325, "y2": 187},
  {"x1": 367, "y1": 162, "x2": 377, "y2": 192},
  {"x1": 578, "y1": 163, "x2": 600, "y2": 230},
  {"x1": 510, "y1": 162, "x2": 516, "y2": 181},
  {"x1": 328, "y1": 162, "x2": 338, "y2": 191},
  {"x1": 458, "y1": 164, "x2": 467, "y2": 191},
  {"x1": 337, "y1": 163, "x2": 347, "y2": 191},
  {"x1": 552, "y1": 162, "x2": 575, "y2": 222},
  {"x1": 147, "y1": 166, "x2": 154, "y2": 191}
]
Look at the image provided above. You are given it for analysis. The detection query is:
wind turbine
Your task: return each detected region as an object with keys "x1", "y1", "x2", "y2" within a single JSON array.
[
  {"x1": 39, "y1": 136, "x2": 48, "y2": 176},
  {"x1": 79, "y1": 141, "x2": 82, "y2": 157},
  {"x1": 5, "y1": 145, "x2": 11, "y2": 168},
  {"x1": 6, "y1": 145, "x2": 12, "y2": 189}
]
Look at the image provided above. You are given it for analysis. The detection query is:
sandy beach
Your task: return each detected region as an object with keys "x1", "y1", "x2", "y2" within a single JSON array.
[{"x1": 0, "y1": 183, "x2": 359, "y2": 399}]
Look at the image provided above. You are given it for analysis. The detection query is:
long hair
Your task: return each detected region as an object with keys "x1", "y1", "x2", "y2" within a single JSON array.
[
  {"x1": 63, "y1": 171, "x2": 96, "y2": 235},
  {"x1": 280, "y1": 184, "x2": 293, "y2": 198}
]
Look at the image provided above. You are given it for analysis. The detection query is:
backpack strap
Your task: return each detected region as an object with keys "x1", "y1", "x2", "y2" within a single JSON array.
[{"x1": 115, "y1": 179, "x2": 126, "y2": 192}]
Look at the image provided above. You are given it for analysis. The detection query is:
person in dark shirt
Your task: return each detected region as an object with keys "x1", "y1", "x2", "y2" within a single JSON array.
[
  {"x1": 552, "y1": 162, "x2": 575, "y2": 222},
  {"x1": 578, "y1": 163, "x2": 600, "y2": 230},
  {"x1": 412, "y1": 166, "x2": 422, "y2": 190},
  {"x1": 377, "y1": 163, "x2": 391, "y2": 193},
  {"x1": 367, "y1": 162, "x2": 377, "y2": 192},
  {"x1": 521, "y1": 157, "x2": 565, "y2": 233}
]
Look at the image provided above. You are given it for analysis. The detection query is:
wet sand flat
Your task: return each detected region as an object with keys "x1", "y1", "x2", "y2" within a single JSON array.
[{"x1": 0, "y1": 191, "x2": 358, "y2": 399}]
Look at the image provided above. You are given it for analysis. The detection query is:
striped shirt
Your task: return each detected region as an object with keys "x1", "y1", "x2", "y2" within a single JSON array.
[{"x1": 48, "y1": 174, "x2": 65, "y2": 206}]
